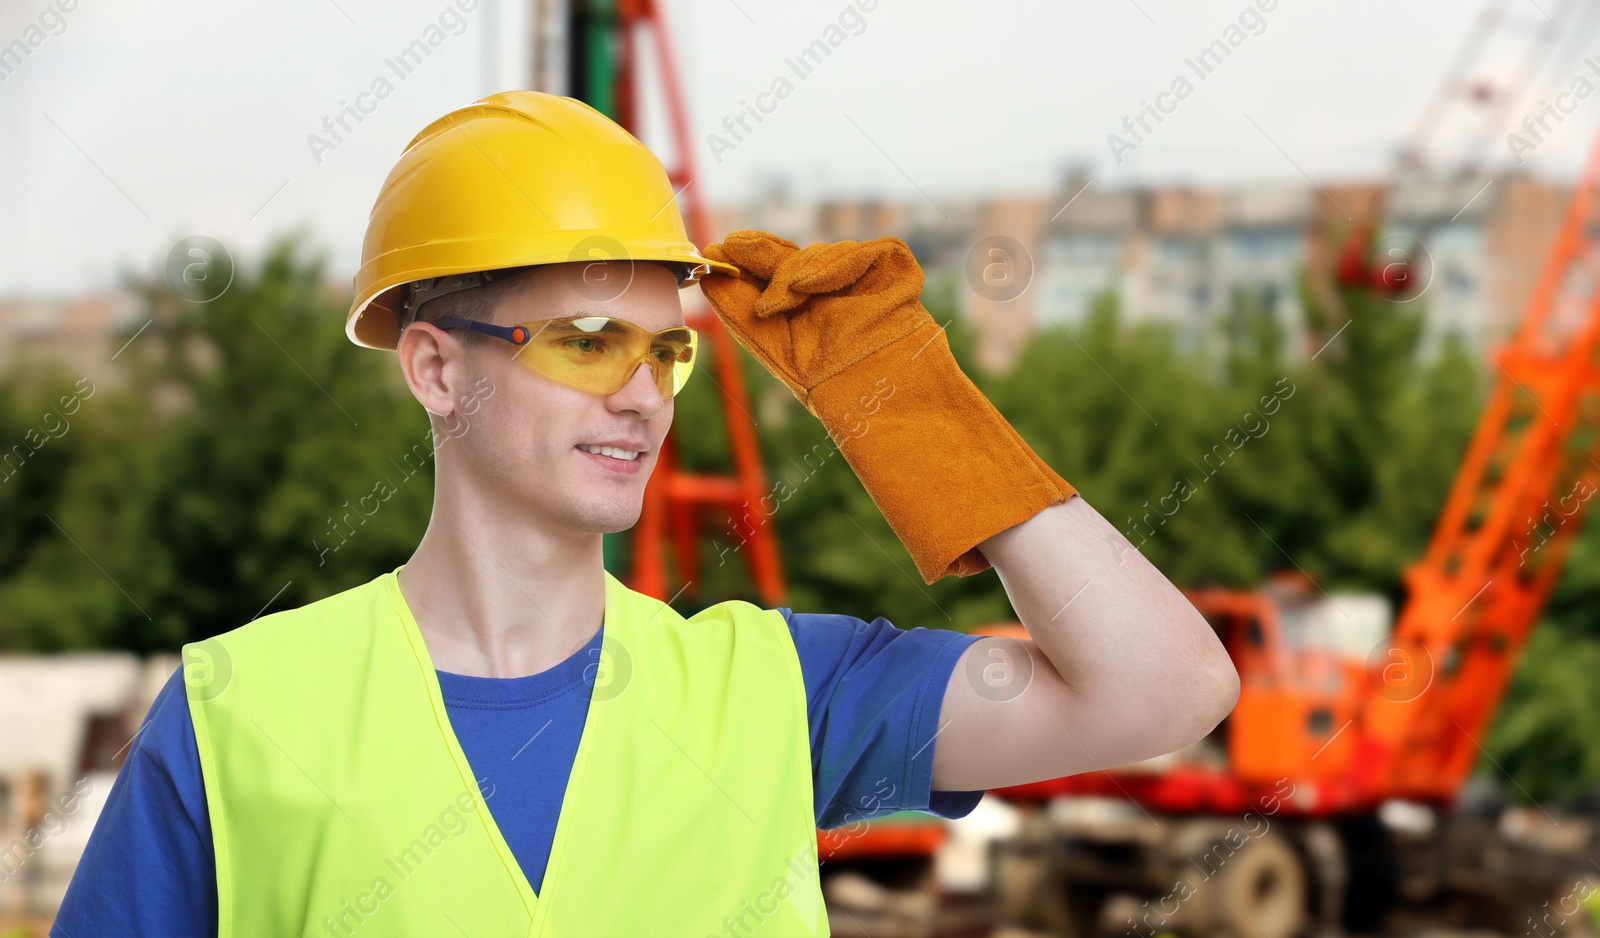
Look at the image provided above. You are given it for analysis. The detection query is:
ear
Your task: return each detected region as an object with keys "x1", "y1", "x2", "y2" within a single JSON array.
[{"x1": 397, "y1": 321, "x2": 468, "y2": 419}]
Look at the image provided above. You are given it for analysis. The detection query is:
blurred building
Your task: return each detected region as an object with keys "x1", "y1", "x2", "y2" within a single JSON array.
[
  {"x1": 0, "y1": 654, "x2": 176, "y2": 916},
  {"x1": 1038, "y1": 171, "x2": 1146, "y2": 334},
  {"x1": 1385, "y1": 171, "x2": 1572, "y2": 359},
  {"x1": 711, "y1": 168, "x2": 1572, "y2": 374},
  {"x1": 0, "y1": 294, "x2": 144, "y2": 387},
  {"x1": 0, "y1": 171, "x2": 1574, "y2": 380}
]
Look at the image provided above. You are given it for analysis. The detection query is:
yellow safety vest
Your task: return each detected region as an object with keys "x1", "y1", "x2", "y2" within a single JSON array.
[{"x1": 183, "y1": 564, "x2": 829, "y2": 937}]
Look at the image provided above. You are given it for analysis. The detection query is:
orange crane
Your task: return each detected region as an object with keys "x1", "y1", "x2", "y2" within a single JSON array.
[
  {"x1": 1360, "y1": 148, "x2": 1600, "y2": 801},
  {"x1": 970, "y1": 129, "x2": 1600, "y2": 938},
  {"x1": 960, "y1": 5, "x2": 1600, "y2": 930}
]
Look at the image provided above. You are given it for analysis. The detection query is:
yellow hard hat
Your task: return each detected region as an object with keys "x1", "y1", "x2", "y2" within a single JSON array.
[{"x1": 346, "y1": 89, "x2": 738, "y2": 350}]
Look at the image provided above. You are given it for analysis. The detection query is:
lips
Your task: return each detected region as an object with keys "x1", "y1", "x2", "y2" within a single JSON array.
[
  {"x1": 574, "y1": 442, "x2": 645, "y2": 475},
  {"x1": 576, "y1": 443, "x2": 642, "y2": 461}
]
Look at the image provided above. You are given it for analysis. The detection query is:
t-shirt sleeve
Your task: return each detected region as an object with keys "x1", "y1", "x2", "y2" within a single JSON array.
[
  {"x1": 52, "y1": 664, "x2": 218, "y2": 938},
  {"x1": 781, "y1": 608, "x2": 987, "y2": 830}
]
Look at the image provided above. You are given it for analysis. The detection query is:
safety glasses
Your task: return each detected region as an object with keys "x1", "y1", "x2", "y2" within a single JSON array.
[{"x1": 431, "y1": 315, "x2": 699, "y2": 399}]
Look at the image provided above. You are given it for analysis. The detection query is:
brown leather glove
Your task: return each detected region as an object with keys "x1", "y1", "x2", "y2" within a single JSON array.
[{"x1": 699, "y1": 230, "x2": 1077, "y2": 584}]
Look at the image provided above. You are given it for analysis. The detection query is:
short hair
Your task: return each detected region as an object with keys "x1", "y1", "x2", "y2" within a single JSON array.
[
  {"x1": 401, "y1": 260, "x2": 693, "y2": 351},
  {"x1": 404, "y1": 266, "x2": 539, "y2": 351}
]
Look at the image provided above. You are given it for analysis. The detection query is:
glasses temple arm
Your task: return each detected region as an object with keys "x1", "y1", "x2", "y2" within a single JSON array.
[{"x1": 429, "y1": 318, "x2": 530, "y2": 345}]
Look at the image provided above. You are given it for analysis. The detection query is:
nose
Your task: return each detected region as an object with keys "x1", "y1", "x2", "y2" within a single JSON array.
[{"x1": 607, "y1": 359, "x2": 667, "y2": 418}]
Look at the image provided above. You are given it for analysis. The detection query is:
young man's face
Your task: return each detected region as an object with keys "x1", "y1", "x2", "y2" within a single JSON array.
[{"x1": 446, "y1": 260, "x2": 684, "y2": 536}]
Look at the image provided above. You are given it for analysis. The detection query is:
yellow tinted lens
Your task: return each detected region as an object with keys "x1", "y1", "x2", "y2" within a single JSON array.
[
  {"x1": 514, "y1": 317, "x2": 696, "y2": 398},
  {"x1": 655, "y1": 327, "x2": 697, "y2": 397}
]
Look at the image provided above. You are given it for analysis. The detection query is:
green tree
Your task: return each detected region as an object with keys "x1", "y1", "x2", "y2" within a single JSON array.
[
  {"x1": 0, "y1": 234, "x2": 437, "y2": 652},
  {"x1": 0, "y1": 366, "x2": 130, "y2": 648}
]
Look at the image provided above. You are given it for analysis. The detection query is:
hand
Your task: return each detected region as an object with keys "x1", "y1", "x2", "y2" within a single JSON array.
[
  {"x1": 705, "y1": 230, "x2": 1075, "y2": 585},
  {"x1": 701, "y1": 231, "x2": 935, "y2": 409}
]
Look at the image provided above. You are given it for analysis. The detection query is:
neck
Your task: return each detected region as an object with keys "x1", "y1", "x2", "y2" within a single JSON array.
[{"x1": 397, "y1": 497, "x2": 607, "y2": 679}]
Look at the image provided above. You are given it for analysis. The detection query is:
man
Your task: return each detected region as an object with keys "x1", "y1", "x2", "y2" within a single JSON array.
[{"x1": 54, "y1": 91, "x2": 1237, "y2": 936}]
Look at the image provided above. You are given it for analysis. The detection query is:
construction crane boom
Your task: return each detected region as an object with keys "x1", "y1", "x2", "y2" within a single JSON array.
[{"x1": 1361, "y1": 127, "x2": 1600, "y2": 798}]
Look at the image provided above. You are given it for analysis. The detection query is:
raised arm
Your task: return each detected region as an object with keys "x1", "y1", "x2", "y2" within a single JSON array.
[
  {"x1": 930, "y1": 495, "x2": 1238, "y2": 791},
  {"x1": 697, "y1": 230, "x2": 1238, "y2": 796}
]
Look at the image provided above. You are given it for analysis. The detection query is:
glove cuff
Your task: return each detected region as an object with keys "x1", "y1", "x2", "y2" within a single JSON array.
[{"x1": 805, "y1": 317, "x2": 1077, "y2": 584}]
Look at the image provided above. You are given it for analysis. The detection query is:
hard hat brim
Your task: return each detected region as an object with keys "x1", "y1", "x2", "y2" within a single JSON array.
[{"x1": 348, "y1": 251, "x2": 739, "y2": 352}]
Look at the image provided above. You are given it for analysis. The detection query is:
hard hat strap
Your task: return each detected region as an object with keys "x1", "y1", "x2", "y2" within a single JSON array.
[
  {"x1": 399, "y1": 271, "x2": 501, "y2": 335},
  {"x1": 398, "y1": 260, "x2": 711, "y2": 340}
]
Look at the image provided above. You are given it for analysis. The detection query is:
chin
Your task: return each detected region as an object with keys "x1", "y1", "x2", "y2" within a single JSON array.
[
  {"x1": 601, "y1": 517, "x2": 640, "y2": 535},
  {"x1": 567, "y1": 497, "x2": 643, "y2": 534}
]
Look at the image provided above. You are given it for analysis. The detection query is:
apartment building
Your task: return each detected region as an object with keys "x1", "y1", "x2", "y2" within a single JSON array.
[{"x1": 0, "y1": 293, "x2": 144, "y2": 388}]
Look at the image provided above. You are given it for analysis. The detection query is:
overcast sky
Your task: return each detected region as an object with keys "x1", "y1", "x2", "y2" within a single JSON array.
[{"x1": 0, "y1": 0, "x2": 1590, "y2": 297}]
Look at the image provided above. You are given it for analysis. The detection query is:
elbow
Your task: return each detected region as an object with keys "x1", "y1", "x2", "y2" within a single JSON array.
[
  {"x1": 1098, "y1": 627, "x2": 1240, "y2": 765},
  {"x1": 1110, "y1": 653, "x2": 1238, "y2": 766},
  {"x1": 1203, "y1": 653, "x2": 1241, "y2": 730},
  {"x1": 1163, "y1": 615, "x2": 1240, "y2": 750},
  {"x1": 1183, "y1": 639, "x2": 1240, "y2": 744},
  {"x1": 1147, "y1": 658, "x2": 1237, "y2": 760}
]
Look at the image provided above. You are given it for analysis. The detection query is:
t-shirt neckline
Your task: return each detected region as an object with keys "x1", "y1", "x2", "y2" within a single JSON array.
[{"x1": 433, "y1": 623, "x2": 605, "y2": 707}]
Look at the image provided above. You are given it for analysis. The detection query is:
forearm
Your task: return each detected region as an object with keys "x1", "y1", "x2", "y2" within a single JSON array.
[{"x1": 977, "y1": 494, "x2": 1240, "y2": 759}]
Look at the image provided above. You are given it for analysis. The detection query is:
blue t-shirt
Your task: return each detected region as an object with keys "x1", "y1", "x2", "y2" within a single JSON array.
[{"x1": 53, "y1": 607, "x2": 985, "y2": 937}]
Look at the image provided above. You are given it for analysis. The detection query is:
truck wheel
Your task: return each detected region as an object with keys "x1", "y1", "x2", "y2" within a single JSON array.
[{"x1": 1187, "y1": 829, "x2": 1308, "y2": 938}]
